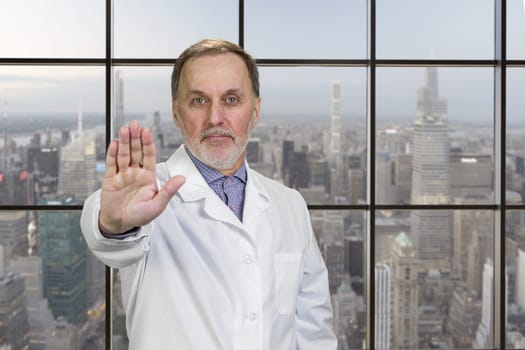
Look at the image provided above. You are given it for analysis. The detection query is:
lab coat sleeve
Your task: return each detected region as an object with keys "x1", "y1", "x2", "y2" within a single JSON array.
[
  {"x1": 80, "y1": 189, "x2": 152, "y2": 269},
  {"x1": 295, "y1": 206, "x2": 338, "y2": 349}
]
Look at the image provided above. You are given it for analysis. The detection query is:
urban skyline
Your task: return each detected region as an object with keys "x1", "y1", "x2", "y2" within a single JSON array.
[{"x1": 0, "y1": 65, "x2": 525, "y2": 349}]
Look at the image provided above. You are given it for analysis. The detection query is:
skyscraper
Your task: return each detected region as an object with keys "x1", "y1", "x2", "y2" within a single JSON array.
[
  {"x1": 0, "y1": 211, "x2": 28, "y2": 258},
  {"x1": 516, "y1": 249, "x2": 525, "y2": 310},
  {"x1": 452, "y1": 201, "x2": 493, "y2": 295},
  {"x1": 375, "y1": 263, "x2": 392, "y2": 350},
  {"x1": 446, "y1": 285, "x2": 481, "y2": 348},
  {"x1": 329, "y1": 82, "x2": 342, "y2": 167},
  {"x1": 10, "y1": 255, "x2": 55, "y2": 350},
  {"x1": 332, "y1": 280, "x2": 356, "y2": 347},
  {"x1": 410, "y1": 67, "x2": 451, "y2": 266},
  {"x1": 0, "y1": 99, "x2": 34, "y2": 205},
  {"x1": 57, "y1": 102, "x2": 97, "y2": 202},
  {"x1": 39, "y1": 195, "x2": 88, "y2": 326},
  {"x1": 114, "y1": 70, "x2": 125, "y2": 138},
  {"x1": 0, "y1": 271, "x2": 30, "y2": 349},
  {"x1": 473, "y1": 259, "x2": 493, "y2": 348},
  {"x1": 391, "y1": 232, "x2": 418, "y2": 350}
]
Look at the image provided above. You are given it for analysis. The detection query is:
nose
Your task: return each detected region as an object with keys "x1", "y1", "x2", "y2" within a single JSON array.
[{"x1": 207, "y1": 100, "x2": 226, "y2": 126}]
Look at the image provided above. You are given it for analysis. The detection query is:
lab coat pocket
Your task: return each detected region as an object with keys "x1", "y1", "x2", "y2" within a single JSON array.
[{"x1": 274, "y1": 252, "x2": 304, "y2": 315}]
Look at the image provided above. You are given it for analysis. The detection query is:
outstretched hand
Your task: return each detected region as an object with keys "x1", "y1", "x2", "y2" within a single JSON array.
[{"x1": 98, "y1": 121, "x2": 185, "y2": 234}]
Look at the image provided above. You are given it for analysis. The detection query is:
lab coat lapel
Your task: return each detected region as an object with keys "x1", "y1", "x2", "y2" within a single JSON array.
[
  {"x1": 243, "y1": 165, "x2": 269, "y2": 229},
  {"x1": 166, "y1": 146, "x2": 244, "y2": 230}
]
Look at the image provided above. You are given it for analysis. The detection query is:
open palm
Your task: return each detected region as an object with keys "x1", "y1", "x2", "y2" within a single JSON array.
[{"x1": 99, "y1": 121, "x2": 185, "y2": 234}]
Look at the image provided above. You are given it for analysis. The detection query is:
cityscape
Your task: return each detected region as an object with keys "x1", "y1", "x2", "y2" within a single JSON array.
[{"x1": 0, "y1": 66, "x2": 524, "y2": 349}]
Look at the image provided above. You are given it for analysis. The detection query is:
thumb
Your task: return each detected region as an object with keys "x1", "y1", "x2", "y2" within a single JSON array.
[{"x1": 151, "y1": 175, "x2": 186, "y2": 209}]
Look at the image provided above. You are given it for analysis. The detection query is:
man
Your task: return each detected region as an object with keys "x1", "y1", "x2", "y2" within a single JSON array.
[{"x1": 81, "y1": 39, "x2": 337, "y2": 349}]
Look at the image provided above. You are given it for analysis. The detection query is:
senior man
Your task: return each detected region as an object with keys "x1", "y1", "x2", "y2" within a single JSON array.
[{"x1": 81, "y1": 39, "x2": 337, "y2": 350}]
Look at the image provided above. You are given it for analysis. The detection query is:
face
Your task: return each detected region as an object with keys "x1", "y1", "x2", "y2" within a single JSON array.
[{"x1": 172, "y1": 53, "x2": 261, "y2": 175}]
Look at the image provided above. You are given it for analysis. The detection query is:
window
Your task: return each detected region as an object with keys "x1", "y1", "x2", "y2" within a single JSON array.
[{"x1": 1, "y1": 1, "x2": 522, "y2": 349}]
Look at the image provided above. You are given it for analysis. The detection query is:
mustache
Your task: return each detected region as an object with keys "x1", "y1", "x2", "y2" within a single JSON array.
[{"x1": 199, "y1": 127, "x2": 235, "y2": 142}]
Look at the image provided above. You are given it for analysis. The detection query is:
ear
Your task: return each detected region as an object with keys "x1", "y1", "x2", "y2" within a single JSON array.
[
  {"x1": 172, "y1": 100, "x2": 181, "y2": 129},
  {"x1": 251, "y1": 97, "x2": 262, "y2": 128}
]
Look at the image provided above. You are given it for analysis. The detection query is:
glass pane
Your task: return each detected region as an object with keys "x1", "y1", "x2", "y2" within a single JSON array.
[
  {"x1": 0, "y1": 1, "x2": 104, "y2": 58},
  {"x1": 259, "y1": 67, "x2": 367, "y2": 204},
  {"x1": 0, "y1": 66, "x2": 105, "y2": 205},
  {"x1": 507, "y1": 0, "x2": 525, "y2": 59},
  {"x1": 375, "y1": 209, "x2": 494, "y2": 349},
  {"x1": 245, "y1": 0, "x2": 367, "y2": 59},
  {"x1": 311, "y1": 210, "x2": 367, "y2": 349},
  {"x1": 0, "y1": 210, "x2": 106, "y2": 348},
  {"x1": 377, "y1": 0, "x2": 494, "y2": 59},
  {"x1": 506, "y1": 210, "x2": 525, "y2": 348},
  {"x1": 114, "y1": 66, "x2": 367, "y2": 204},
  {"x1": 506, "y1": 68, "x2": 525, "y2": 204},
  {"x1": 376, "y1": 67, "x2": 494, "y2": 204},
  {"x1": 111, "y1": 66, "x2": 181, "y2": 154},
  {"x1": 114, "y1": 0, "x2": 238, "y2": 58}
]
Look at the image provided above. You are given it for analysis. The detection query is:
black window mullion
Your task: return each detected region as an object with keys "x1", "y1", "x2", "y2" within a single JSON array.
[
  {"x1": 367, "y1": 0, "x2": 376, "y2": 348},
  {"x1": 105, "y1": 0, "x2": 113, "y2": 349},
  {"x1": 494, "y1": 0, "x2": 506, "y2": 348},
  {"x1": 238, "y1": 0, "x2": 245, "y2": 49}
]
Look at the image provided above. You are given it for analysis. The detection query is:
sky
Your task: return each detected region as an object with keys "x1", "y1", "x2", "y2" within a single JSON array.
[{"x1": 0, "y1": 0, "x2": 524, "y2": 123}]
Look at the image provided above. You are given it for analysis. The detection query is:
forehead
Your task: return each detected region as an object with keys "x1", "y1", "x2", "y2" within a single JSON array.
[{"x1": 179, "y1": 53, "x2": 251, "y2": 93}]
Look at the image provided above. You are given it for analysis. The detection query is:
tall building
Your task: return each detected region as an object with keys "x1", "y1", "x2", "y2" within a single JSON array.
[
  {"x1": 57, "y1": 103, "x2": 98, "y2": 202},
  {"x1": 329, "y1": 82, "x2": 342, "y2": 167},
  {"x1": 39, "y1": 195, "x2": 88, "y2": 326},
  {"x1": 417, "y1": 304, "x2": 445, "y2": 348},
  {"x1": 320, "y1": 211, "x2": 346, "y2": 294},
  {"x1": 0, "y1": 167, "x2": 34, "y2": 205},
  {"x1": 114, "y1": 70, "x2": 125, "y2": 138},
  {"x1": 473, "y1": 259, "x2": 493, "y2": 349},
  {"x1": 0, "y1": 272, "x2": 30, "y2": 349},
  {"x1": 46, "y1": 317, "x2": 79, "y2": 350},
  {"x1": 376, "y1": 151, "x2": 395, "y2": 203},
  {"x1": 10, "y1": 255, "x2": 55, "y2": 349},
  {"x1": 27, "y1": 145, "x2": 60, "y2": 198},
  {"x1": 392, "y1": 153, "x2": 412, "y2": 204},
  {"x1": 449, "y1": 153, "x2": 492, "y2": 199},
  {"x1": 287, "y1": 150, "x2": 310, "y2": 189},
  {"x1": 246, "y1": 138, "x2": 262, "y2": 163},
  {"x1": 516, "y1": 249, "x2": 525, "y2": 310},
  {"x1": 0, "y1": 211, "x2": 28, "y2": 258},
  {"x1": 390, "y1": 232, "x2": 418, "y2": 350},
  {"x1": 375, "y1": 263, "x2": 392, "y2": 350},
  {"x1": 332, "y1": 280, "x2": 356, "y2": 348},
  {"x1": 410, "y1": 67, "x2": 451, "y2": 266},
  {"x1": 452, "y1": 198, "x2": 493, "y2": 295},
  {"x1": 281, "y1": 139, "x2": 294, "y2": 181},
  {"x1": 345, "y1": 152, "x2": 366, "y2": 204},
  {"x1": 446, "y1": 285, "x2": 481, "y2": 348}
]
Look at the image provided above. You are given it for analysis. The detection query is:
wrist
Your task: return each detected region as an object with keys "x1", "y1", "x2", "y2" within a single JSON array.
[{"x1": 98, "y1": 213, "x2": 129, "y2": 235}]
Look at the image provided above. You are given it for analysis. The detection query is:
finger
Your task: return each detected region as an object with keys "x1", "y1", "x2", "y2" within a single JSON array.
[
  {"x1": 129, "y1": 120, "x2": 142, "y2": 167},
  {"x1": 140, "y1": 128, "x2": 157, "y2": 171},
  {"x1": 151, "y1": 175, "x2": 186, "y2": 211},
  {"x1": 117, "y1": 125, "x2": 131, "y2": 172},
  {"x1": 105, "y1": 139, "x2": 119, "y2": 177}
]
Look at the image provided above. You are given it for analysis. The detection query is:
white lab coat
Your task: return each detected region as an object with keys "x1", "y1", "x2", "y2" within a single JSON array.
[{"x1": 81, "y1": 145, "x2": 337, "y2": 350}]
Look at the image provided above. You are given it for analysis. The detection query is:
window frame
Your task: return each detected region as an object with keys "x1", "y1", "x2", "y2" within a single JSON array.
[{"x1": 2, "y1": 0, "x2": 525, "y2": 349}]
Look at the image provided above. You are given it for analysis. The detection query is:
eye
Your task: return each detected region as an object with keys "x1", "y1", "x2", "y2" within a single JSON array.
[
  {"x1": 191, "y1": 97, "x2": 206, "y2": 105},
  {"x1": 225, "y1": 96, "x2": 240, "y2": 104}
]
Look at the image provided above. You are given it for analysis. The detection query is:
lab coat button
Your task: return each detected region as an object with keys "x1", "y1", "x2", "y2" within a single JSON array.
[
  {"x1": 249, "y1": 313, "x2": 257, "y2": 321},
  {"x1": 243, "y1": 255, "x2": 253, "y2": 264}
]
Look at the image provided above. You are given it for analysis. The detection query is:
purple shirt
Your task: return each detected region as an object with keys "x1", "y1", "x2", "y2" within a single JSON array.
[{"x1": 185, "y1": 148, "x2": 247, "y2": 221}]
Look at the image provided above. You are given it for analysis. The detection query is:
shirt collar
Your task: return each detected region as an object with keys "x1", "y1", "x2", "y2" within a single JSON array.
[{"x1": 185, "y1": 147, "x2": 247, "y2": 185}]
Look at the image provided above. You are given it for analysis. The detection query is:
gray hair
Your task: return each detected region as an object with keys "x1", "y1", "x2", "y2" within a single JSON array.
[{"x1": 171, "y1": 39, "x2": 260, "y2": 100}]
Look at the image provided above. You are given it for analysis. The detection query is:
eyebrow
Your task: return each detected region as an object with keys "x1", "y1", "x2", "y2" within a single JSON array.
[{"x1": 187, "y1": 88, "x2": 243, "y2": 95}]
